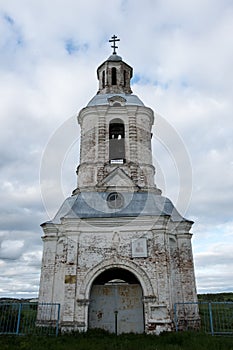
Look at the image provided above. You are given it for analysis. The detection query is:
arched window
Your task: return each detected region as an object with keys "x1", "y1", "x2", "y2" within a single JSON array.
[
  {"x1": 111, "y1": 67, "x2": 117, "y2": 85},
  {"x1": 102, "y1": 71, "x2": 105, "y2": 88},
  {"x1": 109, "y1": 119, "x2": 125, "y2": 163}
]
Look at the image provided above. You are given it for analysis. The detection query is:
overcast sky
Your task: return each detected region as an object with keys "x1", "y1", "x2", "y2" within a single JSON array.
[{"x1": 0, "y1": 0, "x2": 232, "y2": 298}]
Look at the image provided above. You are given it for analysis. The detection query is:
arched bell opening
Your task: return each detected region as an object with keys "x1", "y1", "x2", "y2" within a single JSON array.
[
  {"x1": 109, "y1": 118, "x2": 125, "y2": 164},
  {"x1": 102, "y1": 70, "x2": 105, "y2": 88},
  {"x1": 111, "y1": 67, "x2": 117, "y2": 85},
  {"x1": 88, "y1": 267, "x2": 144, "y2": 334},
  {"x1": 123, "y1": 70, "x2": 126, "y2": 87}
]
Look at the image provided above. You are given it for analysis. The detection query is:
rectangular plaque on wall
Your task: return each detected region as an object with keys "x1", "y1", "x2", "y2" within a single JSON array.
[
  {"x1": 132, "y1": 238, "x2": 148, "y2": 258},
  {"x1": 65, "y1": 275, "x2": 77, "y2": 284}
]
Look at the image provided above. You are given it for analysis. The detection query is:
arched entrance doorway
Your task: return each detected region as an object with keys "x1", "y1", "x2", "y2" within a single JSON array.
[{"x1": 88, "y1": 267, "x2": 144, "y2": 334}]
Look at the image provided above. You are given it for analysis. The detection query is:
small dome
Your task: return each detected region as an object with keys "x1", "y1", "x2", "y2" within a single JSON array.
[{"x1": 107, "y1": 54, "x2": 122, "y2": 61}]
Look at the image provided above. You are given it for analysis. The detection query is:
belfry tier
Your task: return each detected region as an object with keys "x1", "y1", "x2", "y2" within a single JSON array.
[{"x1": 73, "y1": 53, "x2": 161, "y2": 194}]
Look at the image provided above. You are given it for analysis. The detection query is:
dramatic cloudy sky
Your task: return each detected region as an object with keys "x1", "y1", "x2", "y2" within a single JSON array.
[{"x1": 0, "y1": 0, "x2": 232, "y2": 298}]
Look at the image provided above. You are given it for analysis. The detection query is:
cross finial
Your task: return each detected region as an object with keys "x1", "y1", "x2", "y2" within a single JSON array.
[{"x1": 109, "y1": 35, "x2": 120, "y2": 55}]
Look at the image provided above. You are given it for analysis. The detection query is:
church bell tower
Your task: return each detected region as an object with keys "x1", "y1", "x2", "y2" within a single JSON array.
[
  {"x1": 73, "y1": 35, "x2": 160, "y2": 195},
  {"x1": 38, "y1": 36, "x2": 198, "y2": 334}
]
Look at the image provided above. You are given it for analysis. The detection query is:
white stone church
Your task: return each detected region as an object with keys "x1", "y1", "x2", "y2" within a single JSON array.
[{"x1": 38, "y1": 36, "x2": 198, "y2": 334}]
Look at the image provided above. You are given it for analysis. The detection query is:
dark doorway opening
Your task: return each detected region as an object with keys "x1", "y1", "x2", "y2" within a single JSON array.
[{"x1": 88, "y1": 268, "x2": 144, "y2": 334}]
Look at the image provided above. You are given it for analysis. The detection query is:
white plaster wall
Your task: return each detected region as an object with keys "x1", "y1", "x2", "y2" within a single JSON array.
[{"x1": 38, "y1": 216, "x2": 197, "y2": 333}]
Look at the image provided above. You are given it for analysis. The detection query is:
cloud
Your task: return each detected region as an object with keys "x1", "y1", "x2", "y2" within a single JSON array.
[
  {"x1": 0, "y1": 230, "x2": 42, "y2": 298},
  {"x1": 0, "y1": 0, "x2": 232, "y2": 298},
  {"x1": 194, "y1": 242, "x2": 233, "y2": 293},
  {"x1": 0, "y1": 240, "x2": 24, "y2": 260}
]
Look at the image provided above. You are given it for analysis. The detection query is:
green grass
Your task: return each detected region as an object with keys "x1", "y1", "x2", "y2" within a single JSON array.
[
  {"x1": 0, "y1": 330, "x2": 233, "y2": 350},
  {"x1": 198, "y1": 293, "x2": 233, "y2": 302}
]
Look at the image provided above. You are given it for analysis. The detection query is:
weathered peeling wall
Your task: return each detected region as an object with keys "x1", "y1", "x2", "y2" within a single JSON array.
[
  {"x1": 76, "y1": 105, "x2": 156, "y2": 191},
  {"x1": 38, "y1": 216, "x2": 197, "y2": 333}
]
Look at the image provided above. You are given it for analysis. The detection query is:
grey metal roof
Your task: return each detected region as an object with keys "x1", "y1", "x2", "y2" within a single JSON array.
[
  {"x1": 48, "y1": 192, "x2": 188, "y2": 224},
  {"x1": 87, "y1": 93, "x2": 144, "y2": 107},
  {"x1": 107, "y1": 54, "x2": 122, "y2": 61}
]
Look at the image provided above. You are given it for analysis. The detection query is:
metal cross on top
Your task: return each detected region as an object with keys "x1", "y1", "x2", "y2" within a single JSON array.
[{"x1": 109, "y1": 35, "x2": 120, "y2": 55}]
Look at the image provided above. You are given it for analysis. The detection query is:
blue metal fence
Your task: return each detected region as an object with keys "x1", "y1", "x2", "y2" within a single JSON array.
[
  {"x1": 174, "y1": 301, "x2": 233, "y2": 336},
  {"x1": 1, "y1": 300, "x2": 232, "y2": 336},
  {"x1": 0, "y1": 302, "x2": 60, "y2": 336}
]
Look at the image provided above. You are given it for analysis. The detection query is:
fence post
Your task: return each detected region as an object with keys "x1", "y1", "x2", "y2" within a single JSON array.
[
  {"x1": 208, "y1": 302, "x2": 214, "y2": 336},
  {"x1": 56, "y1": 304, "x2": 60, "y2": 337},
  {"x1": 174, "y1": 303, "x2": 178, "y2": 332},
  {"x1": 16, "y1": 303, "x2": 22, "y2": 335}
]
